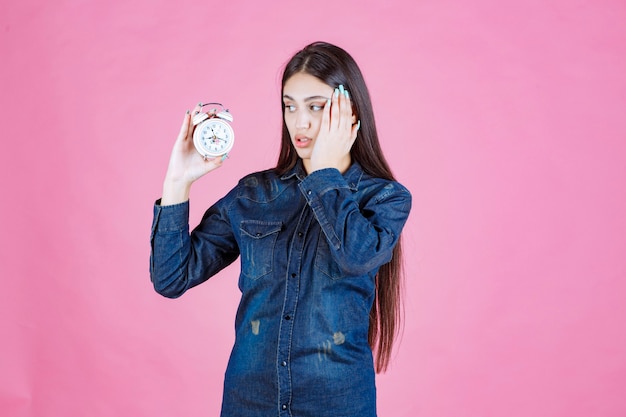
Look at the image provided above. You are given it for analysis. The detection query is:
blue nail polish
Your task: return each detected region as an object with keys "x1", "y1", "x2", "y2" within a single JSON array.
[
  {"x1": 339, "y1": 85, "x2": 344, "y2": 94},
  {"x1": 357, "y1": 120, "x2": 361, "y2": 130},
  {"x1": 334, "y1": 88, "x2": 339, "y2": 97},
  {"x1": 344, "y1": 89, "x2": 350, "y2": 99}
]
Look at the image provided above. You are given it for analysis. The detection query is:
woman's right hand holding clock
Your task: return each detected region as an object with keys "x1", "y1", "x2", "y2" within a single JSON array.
[{"x1": 161, "y1": 104, "x2": 226, "y2": 206}]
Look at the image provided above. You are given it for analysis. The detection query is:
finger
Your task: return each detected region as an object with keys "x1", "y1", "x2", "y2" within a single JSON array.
[
  {"x1": 330, "y1": 87, "x2": 341, "y2": 131},
  {"x1": 184, "y1": 102, "x2": 204, "y2": 142},
  {"x1": 335, "y1": 85, "x2": 354, "y2": 134},
  {"x1": 202, "y1": 155, "x2": 226, "y2": 172},
  {"x1": 320, "y1": 97, "x2": 331, "y2": 135},
  {"x1": 339, "y1": 87, "x2": 353, "y2": 133},
  {"x1": 177, "y1": 110, "x2": 192, "y2": 142},
  {"x1": 206, "y1": 153, "x2": 229, "y2": 164},
  {"x1": 349, "y1": 119, "x2": 361, "y2": 143}
]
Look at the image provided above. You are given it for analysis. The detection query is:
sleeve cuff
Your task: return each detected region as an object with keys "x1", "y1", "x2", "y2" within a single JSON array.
[
  {"x1": 298, "y1": 168, "x2": 350, "y2": 202},
  {"x1": 152, "y1": 199, "x2": 190, "y2": 232}
]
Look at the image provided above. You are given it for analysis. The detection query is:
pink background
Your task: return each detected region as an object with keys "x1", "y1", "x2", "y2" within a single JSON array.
[{"x1": 2, "y1": 1, "x2": 625, "y2": 416}]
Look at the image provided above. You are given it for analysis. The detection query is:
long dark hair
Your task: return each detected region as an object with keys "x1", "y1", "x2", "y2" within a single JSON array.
[{"x1": 275, "y1": 41, "x2": 405, "y2": 373}]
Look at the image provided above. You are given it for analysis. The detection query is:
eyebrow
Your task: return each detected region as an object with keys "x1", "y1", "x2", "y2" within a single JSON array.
[{"x1": 282, "y1": 94, "x2": 329, "y2": 102}]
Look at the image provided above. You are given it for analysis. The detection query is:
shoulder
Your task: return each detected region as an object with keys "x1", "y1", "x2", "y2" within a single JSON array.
[
  {"x1": 234, "y1": 168, "x2": 291, "y2": 203},
  {"x1": 236, "y1": 168, "x2": 282, "y2": 188},
  {"x1": 358, "y1": 171, "x2": 412, "y2": 203},
  {"x1": 239, "y1": 168, "x2": 278, "y2": 185}
]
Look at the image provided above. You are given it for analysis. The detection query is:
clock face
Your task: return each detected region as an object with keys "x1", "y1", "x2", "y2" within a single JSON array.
[{"x1": 193, "y1": 118, "x2": 234, "y2": 157}]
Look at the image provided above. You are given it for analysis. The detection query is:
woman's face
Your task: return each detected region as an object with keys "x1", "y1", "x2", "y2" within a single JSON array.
[{"x1": 282, "y1": 72, "x2": 334, "y2": 167}]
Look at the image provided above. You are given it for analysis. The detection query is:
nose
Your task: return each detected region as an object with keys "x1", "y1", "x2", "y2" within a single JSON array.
[{"x1": 295, "y1": 110, "x2": 310, "y2": 130}]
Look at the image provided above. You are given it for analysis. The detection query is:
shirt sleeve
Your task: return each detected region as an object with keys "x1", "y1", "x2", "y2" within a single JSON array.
[
  {"x1": 149, "y1": 197, "x2": 239, "y2": 298},
  {"x1": 298, "y1": 168, "x2": 412, "y2": 276}
]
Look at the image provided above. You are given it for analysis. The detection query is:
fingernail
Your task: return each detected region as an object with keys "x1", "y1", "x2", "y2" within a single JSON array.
[
  {"x1": 339, "y1": 85, "x2": 344, "y2": 94},
  {"x1": 357, "y1": 120, "x2": 361, "y2": 130},
  {"x1": 334, "y1": 88, "x2": 339, "y2": 98},
  {"x1": 221, "y1": 153, "x2": 229, "y2": 161},
  {"x1": 326, "y1": 99, "x2": 331, "y2": 106},
  {"x1": 344, "y1": 89, "x2": 350, "y2": 99}
]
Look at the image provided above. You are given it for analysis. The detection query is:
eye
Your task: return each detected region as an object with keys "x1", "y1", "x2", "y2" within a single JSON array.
[
  {"x1": 283, "y1": 103, "x2": 296, "y2": 113},
  {"x1": 310, "y1": 104, "x2": 324, "y2": 112}
]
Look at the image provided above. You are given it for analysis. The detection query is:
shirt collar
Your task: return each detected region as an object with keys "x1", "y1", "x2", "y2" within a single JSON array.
[
  {"x1": 280, "y1": 160, "x2": 308, "y2": 181},
  {"x1": 280, "y1": 160, "x2": 364, "y2": 191}
]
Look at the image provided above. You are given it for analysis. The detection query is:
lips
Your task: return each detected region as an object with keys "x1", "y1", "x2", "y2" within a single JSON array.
[{"x1": 294, "y1": 135, "x2": 312, "y2": 148}]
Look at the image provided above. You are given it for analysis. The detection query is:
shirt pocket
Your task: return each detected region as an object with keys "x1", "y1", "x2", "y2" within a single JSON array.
[
  {"x1": 239, "y1": 220, "x2": 282, "y2": 280},
  {"x1": 314, "y1": 233, "x2": 343, "y2": 280}
]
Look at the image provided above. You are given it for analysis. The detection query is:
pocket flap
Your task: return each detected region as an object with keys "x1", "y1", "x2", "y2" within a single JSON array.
[{"x1": 239, "y1": 220, "x2": 283, "y2": 239}]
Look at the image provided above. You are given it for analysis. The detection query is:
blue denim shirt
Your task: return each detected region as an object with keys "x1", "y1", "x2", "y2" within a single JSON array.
[{"x1": 150, "y1": 161, "x2": 411, "y2": 417}]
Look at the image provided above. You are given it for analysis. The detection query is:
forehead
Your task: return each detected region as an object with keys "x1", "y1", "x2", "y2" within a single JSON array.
[{"x1": 283, "y1": 72, "x2": 333, "y2": 99}]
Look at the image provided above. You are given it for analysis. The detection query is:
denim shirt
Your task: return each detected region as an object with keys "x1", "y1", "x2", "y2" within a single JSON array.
[{"x1": 150, "y1": 161, "x2": 411, "y2": 417}]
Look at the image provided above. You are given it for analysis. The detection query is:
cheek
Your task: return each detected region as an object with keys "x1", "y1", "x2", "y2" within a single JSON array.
[{"x1": 310, "y1": 114, "x2": 323, "y2": 132}]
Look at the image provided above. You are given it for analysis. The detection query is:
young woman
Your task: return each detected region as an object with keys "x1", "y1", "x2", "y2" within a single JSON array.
[{"x1": 150, "y1": 41, "x2": 412, "y2": 417}]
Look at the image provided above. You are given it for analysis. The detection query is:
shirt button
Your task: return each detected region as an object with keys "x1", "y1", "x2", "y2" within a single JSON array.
[
  {"x1": 281, "y1": 361, "x2": 287, "y2": 367},
  {"x1": 297, "y1": 232, "x2": 303, "y2": 237},
  {"x1": 291, "y1": 273, "x2": 296, "y2": 278},
  {"x1": 282, "y1": 404, "x2": 288, "y2": 410},
  {"x1": 284, "y1": 315, "x2": 291, "y2": 320},
  {"x1": 307, "y1": 190, "x2": 312, "y2": 195}
]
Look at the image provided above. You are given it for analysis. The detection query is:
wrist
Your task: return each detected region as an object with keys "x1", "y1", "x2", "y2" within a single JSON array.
[{"x1": 161, "y1": 178, "x2": 192, "y2": 206}]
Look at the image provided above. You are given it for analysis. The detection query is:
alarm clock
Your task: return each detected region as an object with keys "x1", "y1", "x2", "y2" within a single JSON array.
[{"x1": 192, "y1": 103, "x2": 234, "y2": 159}]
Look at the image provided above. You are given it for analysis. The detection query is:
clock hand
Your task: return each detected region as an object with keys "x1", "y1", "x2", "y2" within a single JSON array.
[{"x1": 208, "y1": 127, "x2": 221, "y2": 143}]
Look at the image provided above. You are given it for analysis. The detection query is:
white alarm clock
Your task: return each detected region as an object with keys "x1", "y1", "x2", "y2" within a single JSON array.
[{"x1": 192, "y1": 103, "x2": 234, "y2": 159}]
